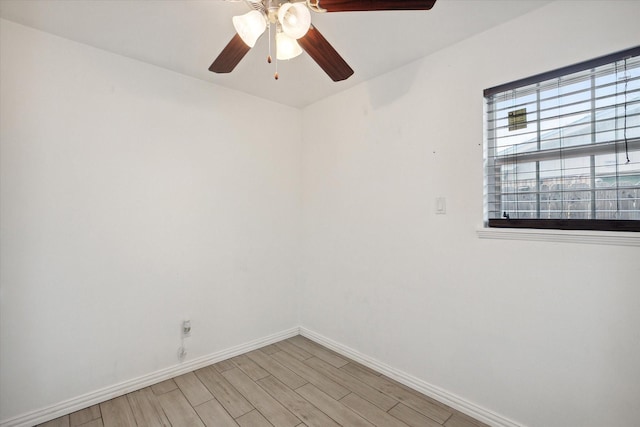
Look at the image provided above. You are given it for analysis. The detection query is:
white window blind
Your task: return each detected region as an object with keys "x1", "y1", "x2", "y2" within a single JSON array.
[{"x1": 484, "y1": 46, "x2": 640, "y2": 232}]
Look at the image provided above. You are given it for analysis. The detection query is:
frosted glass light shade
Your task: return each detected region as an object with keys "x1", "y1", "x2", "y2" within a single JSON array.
[
  {"x1": 276, "y1": 31, "x2": 303, "y2": 60},
  {"x1": 232, "y1": 10, "x2": 267, "y2": 48},
  {"x1": 277, "y1": 3, "x2": 311, "y2": 39}
]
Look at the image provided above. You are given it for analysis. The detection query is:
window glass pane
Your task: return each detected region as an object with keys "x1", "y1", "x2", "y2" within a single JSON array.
[
  {"x1": 593, "y1": 152, "x2": 640, "y2": 219},
  {"x1": 500, "y1": 162, "x2": 537, "y2": 219},
  {"x1": 539, "y1": 157, "x2": 592, "y2": 219}
]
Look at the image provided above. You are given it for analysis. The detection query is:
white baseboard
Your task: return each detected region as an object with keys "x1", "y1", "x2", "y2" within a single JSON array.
[
  {"x1": 0, "y1": 327, "x2": 299, "y2": 427},
  {"x1": 300, "y1": 327, "x2": 524, "y2": 427},
  {"x1": 3, "y1": 326, "x2": 523, "y2": 427}
]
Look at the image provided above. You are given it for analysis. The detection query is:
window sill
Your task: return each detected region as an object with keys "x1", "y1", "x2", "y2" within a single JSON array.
[{"x1": 476, "y1": 227, "x2": 640, "y2": 247}]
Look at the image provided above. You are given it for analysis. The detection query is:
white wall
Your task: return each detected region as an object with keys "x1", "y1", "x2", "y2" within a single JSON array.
[
  {"x1": 3, "y1": 2, "x2": 640, "y2": 426},
  {"x1": 300, "y1": 2, "x2": 640, "y2": 427},
  {"x1": 0, "y1": 19, "x2": 301, "y2": 420}
]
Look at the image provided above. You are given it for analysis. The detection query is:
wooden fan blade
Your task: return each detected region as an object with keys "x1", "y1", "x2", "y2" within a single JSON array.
[
  {"x1": 209, "y1": 34, "x2": 251, "y2": 73},
  {"x1": 314, "y1": 0, "x2": 436, "y2": 12},
  {"x1": 298, "y1": 26, "x2": 354, "y2": 82}
]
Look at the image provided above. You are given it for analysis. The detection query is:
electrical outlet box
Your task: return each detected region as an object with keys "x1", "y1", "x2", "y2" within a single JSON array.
[
  {"x1": 178, "y1": 346, "x2": 187, "y2": 361},
  {"x1": 182, "y1": 320, "x2": 191, "y2": 337}
]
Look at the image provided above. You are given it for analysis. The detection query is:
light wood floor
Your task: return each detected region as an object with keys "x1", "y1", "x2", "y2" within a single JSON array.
[{"x1": 38, "y1": 336, "x2": 488, "y2": 427}]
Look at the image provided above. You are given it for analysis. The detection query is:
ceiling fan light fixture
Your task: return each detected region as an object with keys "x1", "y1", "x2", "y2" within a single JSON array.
[
  {"x1": 276, "y1": 30, "x2": 303, "y2": 60},
  {"x1": 232, "y1": 10, "x2": 267, "y2": 48},
  {"x1": 278, "y1": 3, "x2": 311, "y2": 39}
]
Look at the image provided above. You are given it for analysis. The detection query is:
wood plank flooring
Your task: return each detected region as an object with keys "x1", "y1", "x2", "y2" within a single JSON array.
[{"x1": 37, "y1": 336, "x2": 489, "y2": 427}]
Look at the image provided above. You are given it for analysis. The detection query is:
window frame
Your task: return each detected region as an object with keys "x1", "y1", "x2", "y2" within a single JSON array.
[{"x1": 483, "y1": 46, "x2": 640, "y2": 233}]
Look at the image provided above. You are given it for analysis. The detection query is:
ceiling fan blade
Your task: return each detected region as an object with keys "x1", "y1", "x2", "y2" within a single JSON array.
[
  {"x1": 313, "y1": 0, "x2": 436, "y2": 12},
  {"x1": 298, "y1": 26, "x2": 354, "y2": 82},
  {"x1": 209, "y1": 34, "x2": 251, "y2": 73}
]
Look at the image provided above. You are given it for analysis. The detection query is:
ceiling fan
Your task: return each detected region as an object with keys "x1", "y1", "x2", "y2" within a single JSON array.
[{"x1": 209, "y1": 0, "x2": 437, "y2": 81}]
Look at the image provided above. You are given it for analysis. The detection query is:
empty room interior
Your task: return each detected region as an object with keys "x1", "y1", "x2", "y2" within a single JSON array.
[{"x1": 1, "y1": 1, "x2": 639, "y2": 426}]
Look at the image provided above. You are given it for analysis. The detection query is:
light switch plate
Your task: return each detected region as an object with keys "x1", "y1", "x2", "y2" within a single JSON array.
[{"x1": 436, "y1": 197, "x2": 446, "y2": 214}]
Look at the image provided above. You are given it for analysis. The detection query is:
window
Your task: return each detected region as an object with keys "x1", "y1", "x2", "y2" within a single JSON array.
[{"x1": 484, "y1": 46, "x2": 640, "y2": 232}]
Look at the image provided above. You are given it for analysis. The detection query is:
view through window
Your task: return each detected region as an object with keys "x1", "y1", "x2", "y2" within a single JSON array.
[{"x1": 484, "y1": 47, "x2": 640, "y2": 232}]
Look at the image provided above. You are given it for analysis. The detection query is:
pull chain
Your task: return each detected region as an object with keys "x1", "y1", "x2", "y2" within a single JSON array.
[
  {"x1": 623, "y1": 58, "x2": 630, "y2": 163},
  {"x1": 266, "y1": 0, "x2": 272, "y2": 64},
  {"x1": 267, "y1": 21, "x2": 272, "y2": 64},
  {"x1": 274, "y1": 23, "x2": 279, "y2": 80}
]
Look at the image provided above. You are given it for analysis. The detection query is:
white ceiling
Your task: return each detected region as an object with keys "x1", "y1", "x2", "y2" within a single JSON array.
[{"x1": 0, "y1": 0, "x2": 552, "y2": 108}]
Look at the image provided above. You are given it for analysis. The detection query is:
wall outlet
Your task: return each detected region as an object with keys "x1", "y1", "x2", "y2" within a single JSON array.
[
  {"x1": 182, "y1": 320, "x2": 191, "y2": 337},
  {"x1": 178, "y1": 346, "x2": 187, "y2": 361}
]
